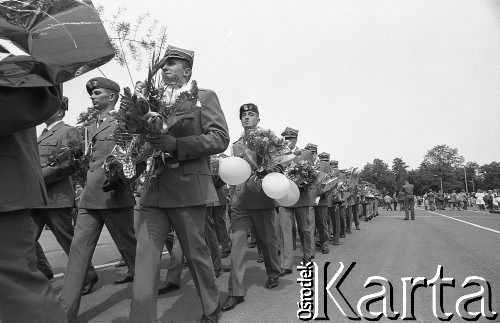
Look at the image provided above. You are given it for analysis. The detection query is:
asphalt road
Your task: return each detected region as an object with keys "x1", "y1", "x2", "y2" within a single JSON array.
[{"x1": 39, "y1": 207, "x2": 500, "y2": 322}]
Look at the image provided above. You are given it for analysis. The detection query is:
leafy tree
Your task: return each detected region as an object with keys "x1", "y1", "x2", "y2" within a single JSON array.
[
  {"x1": 391, "y1": 157, "x2": 408, "y2": 190},
  {"x1": 422, "y1": 145, "x2": 465, "y2": 192},
  {"x1": 478, "y1": 162, "x2": 500, "y2": 190},
  {"x1": 465, "y1": 161, "x2": 480, "y2": 192},
  {"x1": 359, "y1": 158, "x2": 394, "y2": 194}
]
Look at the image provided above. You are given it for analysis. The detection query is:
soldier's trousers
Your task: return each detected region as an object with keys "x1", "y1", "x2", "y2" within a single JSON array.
[
  {"x1": 314, "y1": 206, "x2": 330, "y2": 245},
  {"x1": 131, "y1": 206, "x2": 219, "y2": 321},
  {"x1": 212, "y1": 205, "x2": 231, "y2": 254},
  {"x1": 60, "y1": 207, "x2": 136, "y2": 323},
  {"x1": 339, "y1": 205, "x2": 347, "y2": 236},
  {"x1": 344, "y1": 205, "x2": 353, "y2": 233},
  {"x1": 31, "y1": 208, "x2": 97, "y2": 284},
  {"x1": 279, "y1": 206, "x2": 315, "y2": 268},
  {"x1": 0, "y1": 210, "x2": 67, "y2": 323},
  {"x1": 165, "y1": 207, "x2": 222, "y2": 285},
  {"x1": 350, "y1": 205, "x2": 360, "y2": 229},
  {"x1": 328, "y1": 205, "x2": 341, "y2": 243},
  {"x1": 228, "y1": 208, "x2": 280, "y2": 296},
  {"x1": 404, "y1": 196, "x2": 415, "y2": 220}
]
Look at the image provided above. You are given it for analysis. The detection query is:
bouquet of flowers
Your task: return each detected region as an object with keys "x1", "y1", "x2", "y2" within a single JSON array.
[
  {"x1": 285, "y1": 160, "x2": 319, "y2": 190},
  {"x1": 242, "y1": 128, "x2": 295, "y2": 192},
  {"x1": 42, "y1": 139, "x2": 84, "y2": 168},
  {"x1": 109, "y1": 48, "x2": 201, "y2": 180}
]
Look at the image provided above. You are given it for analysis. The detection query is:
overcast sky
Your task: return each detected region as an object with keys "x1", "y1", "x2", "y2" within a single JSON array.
[{"x1": 49, "y1": 0, "x2": 500, "y2": 170}]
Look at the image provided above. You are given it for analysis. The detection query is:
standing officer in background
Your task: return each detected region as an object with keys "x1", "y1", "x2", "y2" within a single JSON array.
[
  {"x1": 314, "y1": 152, "x2": 332, "y2": 254},
  {"x1": 221, "y1": 103, "x2": 281, "y2": 313},
  {"x1": 33, "y1": 97, "x2": 98, "y2": 294},
  {"x1": 0, "y1": 86, "x2": 67, "y2": 323},
  {"x1": 130, "y1": 46, "x2": 229, "y2": 323},
  {"x1": 280, "y1": 127, "x2": 300, "y2": 251},
  {"x1": 402, "y1": 180, "x2": 415, "y2": 220},
  {"x1": 60, "y1": 78, "x2": 140, "y2": 323}
]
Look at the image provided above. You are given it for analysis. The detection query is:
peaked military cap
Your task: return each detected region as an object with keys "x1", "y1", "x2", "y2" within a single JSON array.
[
  {"x1": 61, "y1": 96, "x2": 68, "y2": 111},
  {"x1": 163, "y1": 45, "x2": 195, "y2": 67},
  {"x1": 239, "y1": 103, "x2": 259, "y2": 119},
  {"x1": 281, "y1": 127, "x2": 299, "y2": 138},
  {"x1": 318, "y1": 152, "x2": 330, "y2": 161},
  {"x1": 86, "y1": 77, "x2": 120, "y2": 95},
  {"x1": 304, "y1": 143, "x2": 318, "y2": 153}
]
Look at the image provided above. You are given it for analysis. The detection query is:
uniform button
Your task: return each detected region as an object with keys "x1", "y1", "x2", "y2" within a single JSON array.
[{"x1": 92, "y1": 158, "x2": 96, "y2": 162}]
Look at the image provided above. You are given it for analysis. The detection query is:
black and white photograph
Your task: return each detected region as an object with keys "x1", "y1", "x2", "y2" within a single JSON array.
[{"x1": 0, "y1": 0, "x2": 499, "y2": 322}]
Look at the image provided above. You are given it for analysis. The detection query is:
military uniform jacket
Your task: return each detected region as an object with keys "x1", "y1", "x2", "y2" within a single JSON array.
[
  {"x1": 141, "y1": 89, "x2": 229, "y2": 208},
  {"x1": 0, "y1": 86, "x2": 62, "y2": 213},
  {"x1": 37, "y1": 122, "x2": 79, "y2": 208},
  {"x1": 79, "y1": 117, "x2": 135, "y2": 209},
  {"x1": 230, "y1": 137, "x2": 275, "y2": 210}
]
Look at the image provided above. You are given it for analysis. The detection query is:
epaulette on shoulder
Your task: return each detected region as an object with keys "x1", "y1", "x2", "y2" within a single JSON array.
[{"x1": 198, "y1": 88, "x2": 215, "y2": 96}]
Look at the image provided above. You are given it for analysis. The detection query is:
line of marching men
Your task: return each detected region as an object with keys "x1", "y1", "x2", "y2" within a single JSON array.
[{"x1": 0, "y1": 45, "x2": 382, "y2": 323}]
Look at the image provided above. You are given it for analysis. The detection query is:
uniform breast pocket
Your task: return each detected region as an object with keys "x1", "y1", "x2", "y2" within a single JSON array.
[
  {"x1": 169, "y1": 116, "x2": 196, "y2": 138},
  {"x1": 40, "y1": 139, "x2": 58, "y2": 156},
  {"x1": 96, "y1": 136, "x2": 115, "y2": 153}
]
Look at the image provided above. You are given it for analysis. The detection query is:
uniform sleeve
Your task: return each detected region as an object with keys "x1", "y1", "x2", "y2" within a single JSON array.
[
  {"x1": 176, "y1": 90, "x2": 230, "y2": 161},
  {"x1": 42, "y1": 126, "x2": 81, "y2": 184},
  {"x1": 0, "y1": 86, "x2": 62, "y2": 136}
]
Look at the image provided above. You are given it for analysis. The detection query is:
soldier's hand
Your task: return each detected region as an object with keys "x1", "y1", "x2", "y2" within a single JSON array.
[
  {"x1": 102, "y1": 176, "x2": 124, "y2": 192},
  {"x1": 148, "y1": 134, "x2": 177, "y2": 153}
]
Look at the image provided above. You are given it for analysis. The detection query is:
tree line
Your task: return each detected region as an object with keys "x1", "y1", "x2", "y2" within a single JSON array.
[{"x1": 357, "y1": 145, "x2": 500, "y2": 196}]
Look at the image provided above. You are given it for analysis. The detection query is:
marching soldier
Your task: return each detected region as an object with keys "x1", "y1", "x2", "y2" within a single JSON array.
[
  {"x1": 130, "y1": 46, "x2": 229, "y2": 323},
  {"x1": 329, "y1": 160, "x2": 344, "y2": 244},
  {"x1": 280, "y1": 127, "x2": 300, "y2": 250},
  {"x1": 221, "y1": 103, "x2": 281, "y2": 313},
  {"x1": 277, "y1": 131, "x2": 317, "y2": 279},
  {"x1": 315, "y1": 152, "x2": 332, "y2": 254},
  {"x1": 33, "y1": 97, "x2": 98, "y2": 294},
  {"x1": 60, "y1": 78, "x2": 141, "y2": 323},
  {"x1": 1, "y1": 86, "x2": 67, "y2": 323}
]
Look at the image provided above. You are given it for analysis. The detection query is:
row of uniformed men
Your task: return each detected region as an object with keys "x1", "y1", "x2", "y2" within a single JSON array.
[
  {"x1": 1, "y1": 45, "x2": 230, "y2": 323},
  {"x1": 0, "y1": 44, "x2": 378, "y2": 323}
]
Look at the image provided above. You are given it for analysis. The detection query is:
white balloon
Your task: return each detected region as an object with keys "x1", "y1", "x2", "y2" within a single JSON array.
[
  {"x1": 219, "y1": 157, "x2": 251, "y2": 185},
  {"x1": 277, "y1": 180, "x2": 300, "y2": 207},
  {"x1": 262, "y1": 172, "x2": 290, "y2": 199}
]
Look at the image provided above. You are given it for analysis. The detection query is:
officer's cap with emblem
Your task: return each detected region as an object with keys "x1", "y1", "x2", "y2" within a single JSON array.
[
  {"x1": 281, "y1": 127, "x2": 299, "y2": 139},
  {"x1": 86, "y1": 77, "x2": 120, "y2": 95},
  {"x1": 163, "y1": 45, "x2": 195, "y2": 68},
  {"x1": 304, "y1": 143, "x2": 318, "y2": 153},
  {"x1": 239, "y1": 103, "x2": 259, "y2": 119},
  {"x1": 318, "y1": 152, "x2": 330, "y2": 161}
]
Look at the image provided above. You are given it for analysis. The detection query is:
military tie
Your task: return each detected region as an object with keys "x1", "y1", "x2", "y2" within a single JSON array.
[{"x1": 41, "y1": 128, "x2": 48, "y2": 135}]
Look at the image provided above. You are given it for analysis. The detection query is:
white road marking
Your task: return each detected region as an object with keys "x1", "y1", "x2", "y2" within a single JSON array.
[
  {"x1": 52, "y1": 251, "x2": 170, "y2": 279},
  {"x1": 426, "y1": 210, "x2": 500, "y2": 234}
]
